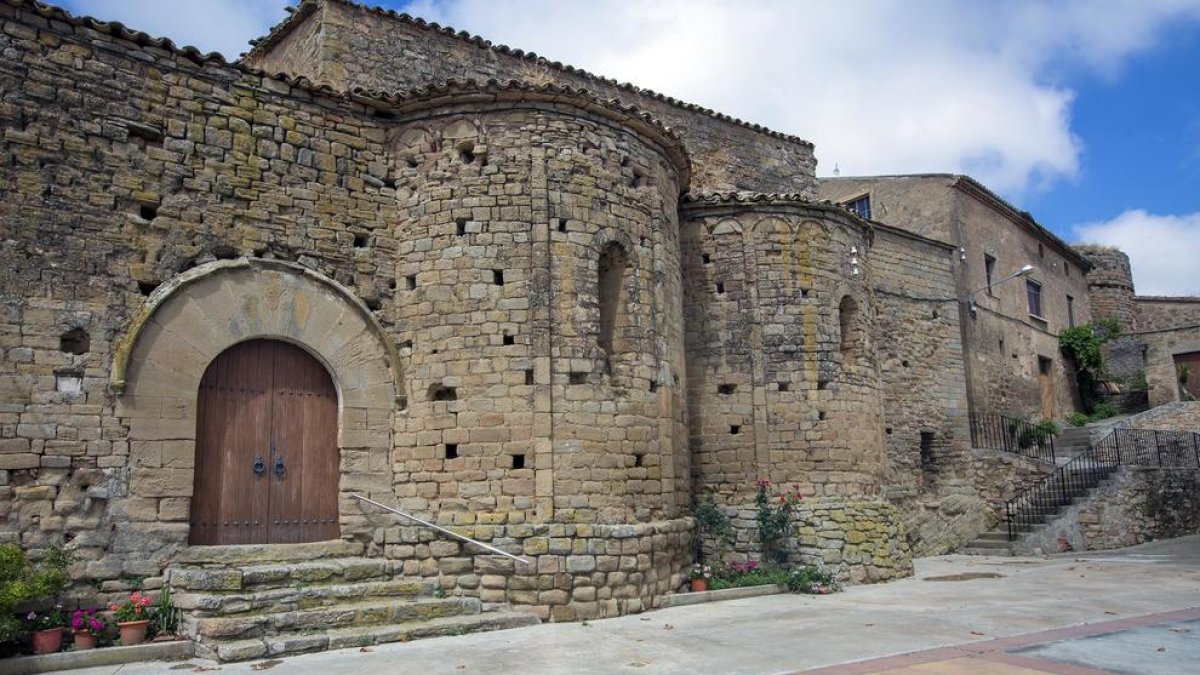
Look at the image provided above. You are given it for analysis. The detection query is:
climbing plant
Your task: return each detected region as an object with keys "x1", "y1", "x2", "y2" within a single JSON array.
[{"x1": 1058, "y1": 318, "x2": 1122, "y2": 414}]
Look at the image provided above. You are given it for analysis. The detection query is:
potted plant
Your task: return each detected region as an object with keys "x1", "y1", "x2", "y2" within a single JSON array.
[
  {"x1": 687, "y1": 564, "x2": 712, "y2": 592},
  {"x1": 69, "y1": 609, "x2": 110, "y2": 650},
  {"x1": 109, "y1": 591, "x2": 154, "y2": 646},
  {"x1": 25, "y1": 606, "x2": 66, "y2": 655}
]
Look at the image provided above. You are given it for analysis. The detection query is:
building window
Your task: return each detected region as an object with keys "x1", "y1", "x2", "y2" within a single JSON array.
[
  {"x1": 1067, "y1": 295, "x2": 1075, "y2": 328},
  {"x1": 597, "y1": 242, "x2": 629, "y2": 357},
  {"x1": 845, "y1": 195, "x2": 871, "y2": 220},
  {"x1": 1026, "y1": 279, "x2": 1043, "y2": 318},
  {"x1": 984, "y1": 254, "x2": 996, "y2": 293}
]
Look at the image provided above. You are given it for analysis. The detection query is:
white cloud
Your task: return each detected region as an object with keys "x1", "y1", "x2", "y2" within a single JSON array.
[
  {"x1": 58, "y1": 0, "x2": 287, "y2": 59},
  {"x1": 1075, "y1": 211, "x2": 1200, "y2": 296},
  {"x1": 405, "y1": 0, "x2": 1200, "y2": 197}
]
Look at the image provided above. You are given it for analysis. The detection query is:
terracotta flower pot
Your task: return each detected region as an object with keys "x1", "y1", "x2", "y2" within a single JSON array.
[
  {"x1": 118, "y1": 620, "x2": 149, "y2": 646},
  {"x1": 32, "y1": 627, "x2": 64, "y2": 655},
  {"x1": 689, "y1": 578, "x2": 709, "y2": 592},
  {"x1": 73, "y1": 630, "x2": 97, "y2": 650}
]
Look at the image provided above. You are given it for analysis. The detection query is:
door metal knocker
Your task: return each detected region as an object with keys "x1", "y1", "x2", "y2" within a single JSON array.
[
  {"x1": 252, "y1": 454, "x2": 265, "y2": 479},
  {"x1": 273, "y1": 453, "x2": 285, "y2": 481}
]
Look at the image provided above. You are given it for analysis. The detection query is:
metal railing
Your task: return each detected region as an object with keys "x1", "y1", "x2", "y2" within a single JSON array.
[
  {"x1": 1004, "y1": 428, "x2": 1200, "y2": 541},
  {"x1": 969, "y1": 412, "x2": 1056, "y2": 462},
  {"x1": 351, "y1": 494, "x2": 531, "y2": 565}
]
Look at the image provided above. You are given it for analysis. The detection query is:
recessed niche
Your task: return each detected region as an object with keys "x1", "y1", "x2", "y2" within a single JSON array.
[
  {"x1": 886, "y1": 427, "x2": 893, "y2": 435},
  {"x1": 59, "y1": 328, "x2": 89, "y2": 355},
  {"x1": 405, "y1": 275, "x2": 417, "y2": 290},
  {"x1": 456, "y1": 218, "x2": 468, "y2": 236},
  {"x1": 631, "y1": 170, "x2": 644, "y2": 188},
  {"x1": 444, "y1": 444, "x2": 459, "y2": 460},
  {"x1": 801, "y1": 288, "x2": 810, "y2": 299},
  {"x1": 817, "y1": 380, "x2": 829, "y2": 390},
  {"x1": 429, "y1": 384, "x2": 457, "y2": 402},
  {"x1": 777, "y1": 382, "x2": 790, "y2": 392},
  {"x1": 715, "y1": 281, "x2": 725, "y2": 295},
  {"x1": 458, "y1": 141, "x2": 476, "y2": 164},
  {"x1": 730, "y1": 425, "x2": 741, "y2": 435},
  {"x1": 818, "y1": 411, "x2": 827, "y2": 421},
  {"x1": 569, "y1": 372, "x2": 587, "y2": 385},
  {"x1": 718, "y1": 384, "x2": 736, "y2": 395},
  {"x1": 405, "y1": 155, "x2": 419, "y2": 169},
  {"x1": 557, "y1": 219, "x2": 568, "y2": 233},
  {"x1": 702, "y1": 253, "x2": 711, "y2": 264},
  {"x1": 503, "y1": 333, "x2": 515, "y2": 346},
  {"x1": 633, "y1": 454, "x2": 644, "y2": 468},
  {"x1": 492, "y1": 269, "x2": 504, "y2": 286},
  {"x1": 649, "y1": 381, "x2": 658, "y2": 393},
  {"x1": 524, "y1": 369, "x2": 535, "y2": 385},
  {"x1": 902, "y1": 360, "x2": 910, "y2": 368},
  {"x1": 400, "y1": 339, "x2": 413, "y2": 350},
  {"x1": 137, "y1": 280, "x2": 160, "y2": 297},
  {"x1": 54, "y1": 370, "x2": 83, "y2": 394},
  {"x1": 511, "y1": 454, "x2": 526, "y2": 469},
  {"x1": 139, "y1": 203, "x2": 158, "y2": 221},
  {"x1": 353, "y1": 233, "x2": 369, "y2": 248}
]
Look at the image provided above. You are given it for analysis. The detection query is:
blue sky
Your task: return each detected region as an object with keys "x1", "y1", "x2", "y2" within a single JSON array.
[{"x1": 60, "y1": 0, "x2": 1200, "y2": 295}]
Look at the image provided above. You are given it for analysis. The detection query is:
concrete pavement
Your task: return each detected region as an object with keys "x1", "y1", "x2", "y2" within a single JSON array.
[{"x1": 63, "y1": 535, "x2": 1200, "y2": 674}]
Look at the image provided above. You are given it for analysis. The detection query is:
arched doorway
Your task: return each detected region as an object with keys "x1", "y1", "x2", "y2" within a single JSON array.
[{"x1": 190, "y1": 339, "x2": 340, "y2": 545}]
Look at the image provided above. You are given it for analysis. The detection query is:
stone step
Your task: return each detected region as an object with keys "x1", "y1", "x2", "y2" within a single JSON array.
[
  {"x1": 958, "y1": 546, "x2": 1014, "y2": 556},
  {"x1": 973, "y1": 531, "x2": 1012, "y2": 542},
  {"x1": 205, "y1": 610, "x2": 542, "y2": 662},
  {"x1": 170, "y1": 557, "x2": 395, "y2": 592},
  {"x1": 173, "y1": 540, "x2": 364, "y2": 566},
  {"x1": 193, "y1": 596, "x2": 480, "y2": 641},
  {"x1": 176, "y1": 578, "x2": 435, "y2": 616}
]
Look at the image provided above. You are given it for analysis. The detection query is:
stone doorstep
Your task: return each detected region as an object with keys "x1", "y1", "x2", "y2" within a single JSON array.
[
  {"x1": 170, "y1": 557, "x2": 396, "y2": 592},
  {"x1": 172, "y1": 540, "x2": 364, "y2": 566},
  {"x1": 177, "y1": 578, "x2": 435, "y2": 616},
  {"x1": 194, "y1": 596, "x2": 482, "y2": 639},
  {"x1": 660, "y1": 584, "x2": 787, "y2": 608},
  {"x1": 206, "y1": 611, "x2": 542, "y2": 662},
  {"x1": 0, "y1": 640, "x2": 193, "y2": 675}
]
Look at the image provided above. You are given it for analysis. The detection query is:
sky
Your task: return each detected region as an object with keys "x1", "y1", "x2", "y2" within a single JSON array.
[{"x1": 59, "y1": 0, "x2": 1200, "y2": 296}]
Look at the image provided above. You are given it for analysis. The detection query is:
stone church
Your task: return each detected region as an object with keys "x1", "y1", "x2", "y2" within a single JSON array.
[{"x1": 1, "y1": 0, "x2": 1197, "y2": 661}]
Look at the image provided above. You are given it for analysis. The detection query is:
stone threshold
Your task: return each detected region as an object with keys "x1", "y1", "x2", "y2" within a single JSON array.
[
  {"x1": 660, "y1": 583, "x2": 787, "y2": 608},
  {"x1": 0, "y1": 640, "x2": 193, "y2": 675}
]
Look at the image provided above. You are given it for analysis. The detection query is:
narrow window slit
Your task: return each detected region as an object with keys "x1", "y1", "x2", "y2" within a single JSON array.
[
  {"x1": 511, "y1": 454, "x2": 525, "y2": 469},
  {"x1": 444, "y1": 444, "x2": 459, "y2": 460}
]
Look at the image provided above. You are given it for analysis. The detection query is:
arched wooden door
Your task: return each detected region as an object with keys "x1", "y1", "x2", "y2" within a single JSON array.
[{"x1": 190, "y1": 340, "x2": 340, "y2": 545}]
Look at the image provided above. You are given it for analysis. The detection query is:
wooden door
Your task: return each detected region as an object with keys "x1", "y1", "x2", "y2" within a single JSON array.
[
  {"x1": 1038, "y1": 356, "x2": 1055, "y2": 419},
  {"x1": 191, "y1": 340, "x2": 339, "y2": 545},
  {"x1": 1175, "y1": 351, "x2": 1200, "y2": 400}
]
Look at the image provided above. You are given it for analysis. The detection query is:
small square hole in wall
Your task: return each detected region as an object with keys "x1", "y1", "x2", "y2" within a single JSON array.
[
  {"x1": 511, "y1": 454, "x2": 526, "y2": 469},
  {"x1": 818, "y1": 411, "x2": 826, "y2": 421},
  {"x1": 444, "y1": 444, "x2": 459, "y2": 460},
  {"x1": 569, "y1": 372, "x2": 587, "y2": 385},
  {"x1": 715, "y1": 281, "x2": 725, "y2": 295},
  {"x1": 139, "y1": 203, "x2": 158, "y2": 221},
  {"x1": 702, "y1": 253, "x2": 711, "y2": 264},
  {"x1": 524, "y1": 369, "x2": 535, "y2": 385},
  {"x1": 777, "y1": 382, "x2": 789, "y2": 392},
  {"x1": 456, "y1": 218, "x2": 468, "y2": 236},
  {"x1": 886, "y1": 427, "x2": 894, "y2": 435},
  {"x1": 902, "y1": 360, "x2": 910, "y2": 368},
  {"x1": 730, "y1": 425, "x2": 741, "y2": 435},
  {"x1": 817, "y1": 379, "x2": 829, "y2": 390},
  {"x1": 648, "y1": 381, "x2": 658, "y2": 393},
  {"x1": 718, "y1": 384, "x2": 736, "y2": 395},
  {"x1": 400, "y1": 339, "x2": 413, "y2": 351},
  {"x1": 633, "y1": 454, "x2": 644, "y2": 468},
  {"x1": 493, "y1": 269, "x2": 504, "y2": 286},
  {"x1": 55, "y1": 370, "x2": 82, "y2": 394},
  {"x1": 801, "y1": 288, "x2": 810, "y2": 299},
  {"x1": 429, "y1": 384, "x2": 457, "y2": 401},
  {"x1": 557, "y1": 219, "x2": 568, "y2": 233},
  {"x1": 503, "y1": 333, "x2": 515, "y2": 346},
  {"x1": 405, "y1": 275, "x2": 417, "y2": 290},
  {"x1": 59, "y1": 328, "x2": 90, "y2": 355},
  {"x1": 353, "y1": 233, "x2": 369, "y2": 248}
]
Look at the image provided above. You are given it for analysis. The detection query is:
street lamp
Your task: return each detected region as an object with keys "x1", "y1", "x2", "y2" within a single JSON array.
[{"x1": 966, "y1": 264, "x2": 1034, "y2": 316}]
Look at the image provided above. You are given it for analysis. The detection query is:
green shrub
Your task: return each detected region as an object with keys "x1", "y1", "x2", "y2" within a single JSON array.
[
  {"x1": 1067, "y1": 412, "x2": 1090, "y2": 427},
  {"x1": 785, "y1": 565, "x2": 840, "y2": 594},
  {"x1": 0, "y1": 545, "x2": 70, "y2": 643},
  {"x1": 1089, "y1": 400, "x2": 1117, "y2": 422}
]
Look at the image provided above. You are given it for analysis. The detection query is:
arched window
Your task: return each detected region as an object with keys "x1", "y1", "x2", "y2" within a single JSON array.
[
  {"x1": 597, "y1": 242, "x2": 629, "y2": 357},
  {"x1": 839, "y1": 295, "x2": 861, "y2": 354}
]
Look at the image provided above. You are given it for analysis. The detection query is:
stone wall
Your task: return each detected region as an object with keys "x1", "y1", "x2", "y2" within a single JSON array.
[
  {"x1": 1030, "y1": 468, "x2": 1200, "y2": 552},
  {"x1": 242, "y1": 0, "x2": 819, "y2": 196},
  {"x1": 1135, "y1": 298, "x2": 1200, "y2": 406},
  {"x1": 722, "y1": 500, "x2": 911, "y2": 584}
]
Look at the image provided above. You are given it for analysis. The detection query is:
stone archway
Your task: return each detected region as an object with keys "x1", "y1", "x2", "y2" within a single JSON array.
[{"x1": 112, "y1": 258, "x2": 401, "y2": 545}]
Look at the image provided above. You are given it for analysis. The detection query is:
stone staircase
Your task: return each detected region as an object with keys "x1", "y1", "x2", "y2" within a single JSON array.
[
  {"x1": 169, "y1": 541, "x2": 539, "y2": 662},
  {"x1": 1053, "y1": 426, "x2": 1092, "y2": 465},
  {"x1": 959, "y1": 462, "x2": 1119, "y2": 556}
]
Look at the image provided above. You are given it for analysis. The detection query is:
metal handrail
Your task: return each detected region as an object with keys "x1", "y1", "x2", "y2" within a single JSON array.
[
  {"x1": 969, "y1": 411, "x2": 1056, "y2": 462},
  {"x1": 351, "y1": 494, "x2": 531, "y2": 565}
]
